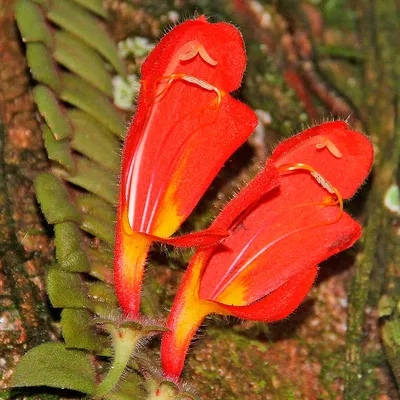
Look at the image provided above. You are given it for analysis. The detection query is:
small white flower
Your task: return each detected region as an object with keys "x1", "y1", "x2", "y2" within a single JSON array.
[
  {"x1": 117, "y1": 37, "x2": 155, "y2": 59},
  {"x1": 112, "y1": 75, "x2": 141, "y2": 110}
]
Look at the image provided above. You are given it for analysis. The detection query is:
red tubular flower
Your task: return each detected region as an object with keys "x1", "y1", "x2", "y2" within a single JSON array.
[
  {"x1": 114, "y1": 17, "x2": 258, "y2": 317},
  {"x1": 161, "y1": 121, "x2": 374, "y2": 378}
]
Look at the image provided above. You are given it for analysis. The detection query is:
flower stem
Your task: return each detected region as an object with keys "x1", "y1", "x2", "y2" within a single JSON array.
[
  {"x1": 146, "y1": 381, "x2": 177, "y2": 400},
  {"x1": 95, "y1": 326, "x2": 141, "y2": 398}
]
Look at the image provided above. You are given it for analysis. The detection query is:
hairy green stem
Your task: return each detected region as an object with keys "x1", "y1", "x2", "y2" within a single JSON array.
[{"x1": 95, "y1": 326, "x2": 141, "y2": 398}]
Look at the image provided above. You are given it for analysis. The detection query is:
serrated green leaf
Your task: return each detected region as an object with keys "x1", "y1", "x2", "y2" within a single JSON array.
[
  {"x1": 10, "y1": 342, "x2": 95, "y2": 394},
  {"x1": 81, "y1": 214, "x2": 115, "y2": 245},
  {"x1": 69, "y1": 111, "x2": 120, "y2": 173},
  {"x1": 15, "y1": 0, "x2": 53, "y2": 46},
  {"x1": 87, "y1": 282, "x2": 118, "y2": 305},
  {"x1": 77, "y1": 194, "x2": 116, "y2": 223},
  {"x1": 61, "y1": 309, "x2": 110, "y2": 355},
  {"x1": 33, "y1": 85, "x2": 73, "y2": 140},
  {"x1": 35, "y1": 172, "x2": 81, "y2": 224},
  {"x1": 70, "y1": 0, "x2": 109, "y2": 19},
  {"x1": 55, "y1": 222, "x2": 91, "y2": 272},
  {"x1": 59, "y1": 156, "x2": 117, "y2": 204},
  {"x1": 54, "y1": 30, "x2": 113, "y2": 97},
  {"x1": 42, "y1": 124, "x2": 75, "y2": 173},
  {"x1": 60, "y1": 73, "x2": 125, "y2": 137},
  {"x1": 26, "y1": 42, "x2": 61, "y2": 93},
  {"x1": 47, "y1": 268, "x2": 91, "y2": 308},
  {"x1": 48, "y1": 0, "x2": 126, "y2": 77}
]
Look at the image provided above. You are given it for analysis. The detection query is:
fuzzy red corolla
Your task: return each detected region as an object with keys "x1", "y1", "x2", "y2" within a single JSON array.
[
  {"x1": 114, "y1": 17, "x2": 258, "y2": 317},
  {"x1": 161, "y1": 121, "x2": 374, "y2": 378}
]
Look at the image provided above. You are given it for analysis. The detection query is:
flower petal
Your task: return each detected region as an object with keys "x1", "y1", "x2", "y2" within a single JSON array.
[
  {"x1": 199, "y1": 176, "x2": 361, "y2": 306},
  {"x1": 161, "y1": 250, "x2": 222, "y2": 379},
  {"x1": 120, "y1": 18, "x2": 257, "y2": 238},
  {"x1": 221, "y1": 265, "x2": 318, "y2": 322},
  {"x1": 141, "y1": 16, "x2": 247, "y2": 93},
  {"x1": 270, "y1": 121, "x2": 374, "y2": 199},
  {"x1": 115, "y1": 17, "x2": 256, "y2": 317}
]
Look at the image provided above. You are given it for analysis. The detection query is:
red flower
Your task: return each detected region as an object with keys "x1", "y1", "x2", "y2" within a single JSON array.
[
  {"x1": 161, "y1": 121, "x2": 374, "y2": 378},
  {"x1": 114, "y1": 17, "x2": 258, "y2": 317}
]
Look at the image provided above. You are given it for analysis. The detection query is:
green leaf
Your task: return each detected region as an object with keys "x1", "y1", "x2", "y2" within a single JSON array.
[
  {"x1": 87, "y1": 246, "x2": 114, "y2": 266},
  {"x1": 47, "y1": 268, "x2": 91, "y2": 308},
  {"x1": 81, "y1": 214, "x2": 115, "y2": 245},
  {"x1": 77, "y1": 193, "x2": 116, "y2": 223},
  {"x1": 31, "y1": 0, "x2": 51, "y2": 9},
  {"x1": 61, "y1": 73, "x2": 125, "y2": 137},
  {"x1": 42, "y1": 124, "x2": 75, "y2": 173},
  {"x1": 87, "y1": 281, "x2": 118, "y2": 305},
  {"x1": 15, "y1": 0, "x2": 53, "y2": 46},
  {"x1": 61, "y1": 308, "x2": 111, "y2": 355},
  {"x1": 70, "y1": 0, "x2": 109, "y2": 19},
  {"x1": 26, "y1": 42, "x2": 61, "y2": 93},
  {"x1": 89, "y1": 263, "x2": 113, "y2": 284},
  {"x1": 35, "y1": 172, "x2": 81, "y2": 224},
  {"x1": 87, "y1": 247, "x2": 114, "y2": 283},
  {"x1": 69, "y1": 110, "x2": 120, "y2": 173},
  {"x1": 104, "y1": 371, "x2": 145, "y2": 400},
  {"x1": 59, "y1": 156, "x2": 117, "y2": 204},
  {"x1": 54, "y1": 30, "x2": 113, "y2": 97},
  {"x1": 33, "y1": 85, "x2": 73, "y2": 140},
  {"x1": 48, "y1": 0, "x2": 126, "y2": 77},
  {"x1": 54, "y1": 222, "x2": 91, "y2": 272},
  {"x1": 10, "y1": 342, "x2": 96, "y2": 394}
]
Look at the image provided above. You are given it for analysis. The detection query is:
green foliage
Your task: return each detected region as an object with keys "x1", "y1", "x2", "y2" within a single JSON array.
[
  {"x1": 81, "y1": 214, "x2": 115, "y2": 245},
  {"x1": 33, "y1": 85, "x2": 73, "y2": 140},
  {"x1": 69, "y1": 110, "x2": 120, "y2": 172},
  {"x1": 42, "y1": 124, "x2": 75, "y2": 173},
  {"x1": 60, "y1": 73, "x2": 125, "y2": 137},
  {"x1": 14, "y1": 0, "x2": 149, "y2": 398},
  {"x1": 46, "y1": 267, "x2": 91, "y2": 308},
  {"x1": 76, "y1": 194, "x2": 116, "y2": 223},
  {"x1": 105, "y1": 371, "x2": 145, "y2": 400},
  {"x1": 54, "y1": 222, "x2": 91, "y2": 272},
  {"x1": 35, "y1": 172, "x2": 81, "y2": 224},
  {"x1": 59, "y1": 156, "x2": 117, "y2": 204},
  {"x1": 54, "y1": 30, "x2": 113, "y2": 96},
  {"x1": 10, "y1": 342, "x2": 96, "y2": 394},
  {"x1": 71, "y1": 0, "x2": 109, "y2": 19},
  {"x1": 61, "y1": 308, "x2": 111, "y2": 354},
  {"x1": 87, "y1": 281, "x2": 118, "y2": 305},
  {"x1": 15, "y1": 0, "x2": 52, "y2": 45},
  {"x1": 26, "y1": 43, "x2": 61, "y2": 93},
  {"x1": 47, "y1": 0, "x2": 126, "y2": 77}
]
